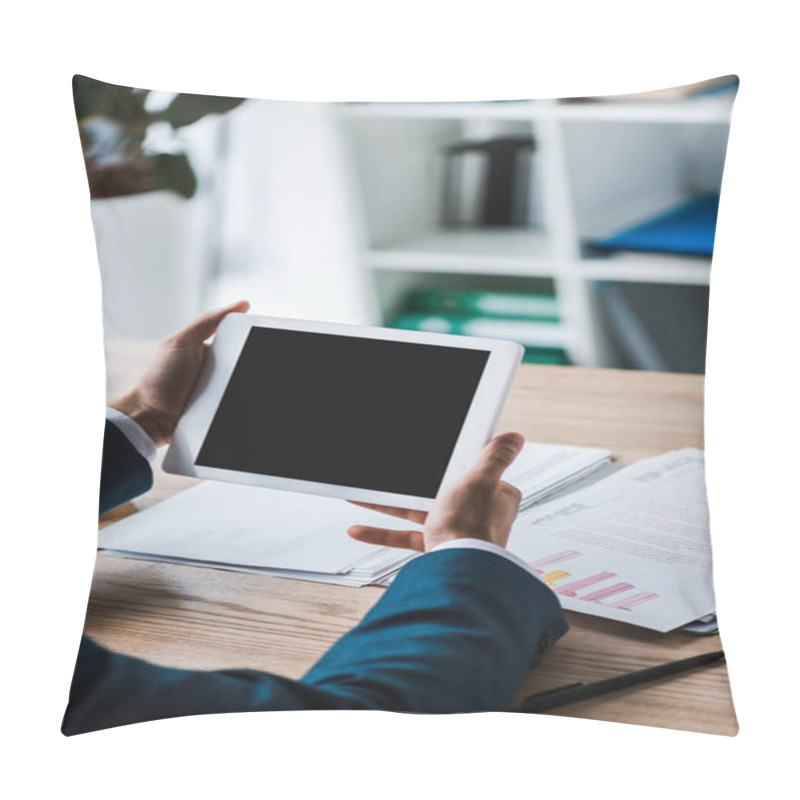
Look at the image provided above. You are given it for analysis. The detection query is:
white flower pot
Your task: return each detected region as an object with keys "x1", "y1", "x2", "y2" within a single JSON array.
[{"x1": 90, "y1": 190, "x2": 207, "y2": 339}]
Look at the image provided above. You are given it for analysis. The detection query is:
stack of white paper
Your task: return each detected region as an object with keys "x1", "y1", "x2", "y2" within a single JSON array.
[
  {"x1": 100, "y1": 482, "x2": 416, "y2": 587},
  {"x1": 99, "y1": 441, "x2": 610, "y2": 587},
  {"x1": 506, "y1": 448, "x2": 717, "y2": 632},
  {"x1": 503, "y1": 442, "x2": 612, "y2": 510}
]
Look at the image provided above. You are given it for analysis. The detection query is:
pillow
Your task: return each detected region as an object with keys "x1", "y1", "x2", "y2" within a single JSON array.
[{"x1": 63, "y1": 74, "x2": 739, "y2": 736}]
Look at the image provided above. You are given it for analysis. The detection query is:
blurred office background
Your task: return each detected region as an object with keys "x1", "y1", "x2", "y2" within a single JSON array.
[{"x1": 77, "y1": 76, "x2": 738, "y2": 373}]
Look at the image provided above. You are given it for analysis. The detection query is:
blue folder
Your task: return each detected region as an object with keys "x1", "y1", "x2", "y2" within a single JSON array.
[{"x1": 589, "y1": 195, "x2": 719, "y2": 257}]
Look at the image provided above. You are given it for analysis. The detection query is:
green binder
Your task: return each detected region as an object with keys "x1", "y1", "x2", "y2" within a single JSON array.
[{"x1": 408, "y1": 289, "x2": 560, "y2": 321}]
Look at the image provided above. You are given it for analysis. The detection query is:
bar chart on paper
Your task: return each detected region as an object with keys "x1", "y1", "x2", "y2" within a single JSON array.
[
  {"x1": 508, "y1": 449, "x2": 718, "y2": 632},
  {"x1": 529, "y1": 550, "x2": 660, "y2": 611}
]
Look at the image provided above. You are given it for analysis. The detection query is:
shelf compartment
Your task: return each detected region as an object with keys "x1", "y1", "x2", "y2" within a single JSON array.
[
  {"x1": 341, "y1": 101, "x2": 548, "y2": 121},
  {"x1": 592, "y1": 281, "x2": 710, "y2": 373},
  {"x1": 554, "y1": 96, "x2": 734, "y2": 125},
  {"x1": 339, "y1": 96, "x2": 734, "y2": 125},
  {"x1": 578, "y1": 254, "x2": 711, "y2": 286},
  {"x1": 365, "y1": 228, "x2": 558, "y2": 275}
]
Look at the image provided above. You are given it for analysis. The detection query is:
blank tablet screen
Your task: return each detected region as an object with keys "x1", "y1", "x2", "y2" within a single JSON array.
[{"x1": 195, "y1": 327, "x2": 490, "y2": 498}]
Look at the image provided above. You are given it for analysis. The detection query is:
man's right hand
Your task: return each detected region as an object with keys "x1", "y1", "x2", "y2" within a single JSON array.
[
  {"x1": 347, "y1": 432, "x2": 525, "y2": 553},
  {"x1": 110, "y1": 301, "x2": 250, "y2": 447}
]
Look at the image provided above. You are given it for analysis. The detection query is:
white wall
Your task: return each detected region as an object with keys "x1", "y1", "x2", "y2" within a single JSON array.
[{"x1": 208, "y1": 100, "x2": 372, "y2": 325}]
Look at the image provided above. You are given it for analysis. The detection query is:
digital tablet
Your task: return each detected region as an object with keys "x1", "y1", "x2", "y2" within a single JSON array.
[{"x1": 163, "y1": 314, "x2": 523, "y2": 511}]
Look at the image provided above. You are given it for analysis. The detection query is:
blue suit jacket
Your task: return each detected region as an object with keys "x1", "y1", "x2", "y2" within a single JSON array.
[{"x1": 62, "y1": 421, "x2": 567, "y2": 735}]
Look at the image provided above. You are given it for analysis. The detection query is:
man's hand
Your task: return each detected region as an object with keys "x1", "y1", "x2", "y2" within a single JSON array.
[
  {"x1": 347, "y1": 432, "x2": 525, "y2": 553},
  {"x1": 111, "y1": 301, "x2": 250, "y2": 447}
]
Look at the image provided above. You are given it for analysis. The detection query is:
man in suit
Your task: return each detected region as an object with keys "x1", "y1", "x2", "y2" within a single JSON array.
[{"x1": 62, "y1": 302, "x2": 567, "y2": 735}]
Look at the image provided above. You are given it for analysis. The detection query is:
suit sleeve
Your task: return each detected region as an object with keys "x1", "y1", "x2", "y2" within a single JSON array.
[
  {"x1": 302, "y1": 548, "x2": 568, "y2": 712},
  {"x1": 62, "y1": 549, "x2": 566, "y2": 734},
  {"x1": 100, "y1": 419, "x2": 153, "y2": 514}
]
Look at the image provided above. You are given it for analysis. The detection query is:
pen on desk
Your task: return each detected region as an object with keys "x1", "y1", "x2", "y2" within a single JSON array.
[{"x1": 521, "y1": 650, "x2": 726, "y2": 714}]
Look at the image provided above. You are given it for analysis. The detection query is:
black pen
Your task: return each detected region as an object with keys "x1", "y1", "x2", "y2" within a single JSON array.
[{"x1": 521, "y1": 650, "x2": 726, "y2": 713}]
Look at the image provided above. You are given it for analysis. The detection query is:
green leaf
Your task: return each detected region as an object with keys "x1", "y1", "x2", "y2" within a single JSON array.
[
  {"x1": 72, "y1": 75, "x2": 152, "y2": 125},
  {"x1": 163, "y1": 93, "x2": 246, "y2": 129},
  {"x1": 154, "y1": 153, "x2": 197, "y2": 199}
]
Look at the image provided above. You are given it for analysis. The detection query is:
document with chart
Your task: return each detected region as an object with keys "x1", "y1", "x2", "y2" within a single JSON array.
[{"x1": 508, "y1": 449, "x2": 716, "y2": 632}]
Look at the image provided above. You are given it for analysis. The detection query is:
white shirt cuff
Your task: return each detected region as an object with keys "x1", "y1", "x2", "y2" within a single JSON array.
[
  {"x1": 106, "y1": 407, "x2": 158, "y2": 463},
  {"x1": 428, "y1": 538, "x2": 539, "y2": 580}
]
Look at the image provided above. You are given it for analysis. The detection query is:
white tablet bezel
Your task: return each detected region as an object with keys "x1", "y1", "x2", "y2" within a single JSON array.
[{"x1": 163, "y1": 314, "x2": 523, "y2": 511}]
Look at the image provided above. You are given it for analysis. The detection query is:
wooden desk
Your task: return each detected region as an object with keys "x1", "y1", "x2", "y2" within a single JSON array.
[{"x1": 89, "y1": 341, "x2": 737, "y2": 736}]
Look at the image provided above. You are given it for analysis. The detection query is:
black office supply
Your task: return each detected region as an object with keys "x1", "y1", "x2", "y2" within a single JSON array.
[
  {"x1": 521, "y1": 650, "x2": 726, "y2": 713},
  {"x1": 442, "y1": 136, "x2": 536, "y2": 227}
]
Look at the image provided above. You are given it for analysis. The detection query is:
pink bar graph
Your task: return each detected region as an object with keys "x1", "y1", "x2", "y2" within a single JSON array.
[
  {"x1": 529, "y1": 550, "x2": 581, "y2": 574},
  {"x1": 580, "y1": 583, "x2": 635, "y2": 603},
  {"x1": 609, "y1": 592, "x2": 659, "y2": 610},
  {"x1": 555, "y1": 572, "x2": 616, "y2": 598}
]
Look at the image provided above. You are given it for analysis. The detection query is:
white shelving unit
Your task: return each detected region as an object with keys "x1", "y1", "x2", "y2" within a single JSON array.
[{"x1": 334, "y1": 93, "x2": 735, "y2": 370}]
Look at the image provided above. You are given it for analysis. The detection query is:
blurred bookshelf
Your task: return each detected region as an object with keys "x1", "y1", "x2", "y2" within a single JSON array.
[{"x1": 335, "y1": 81, "x2": 735, "y2": 371}]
